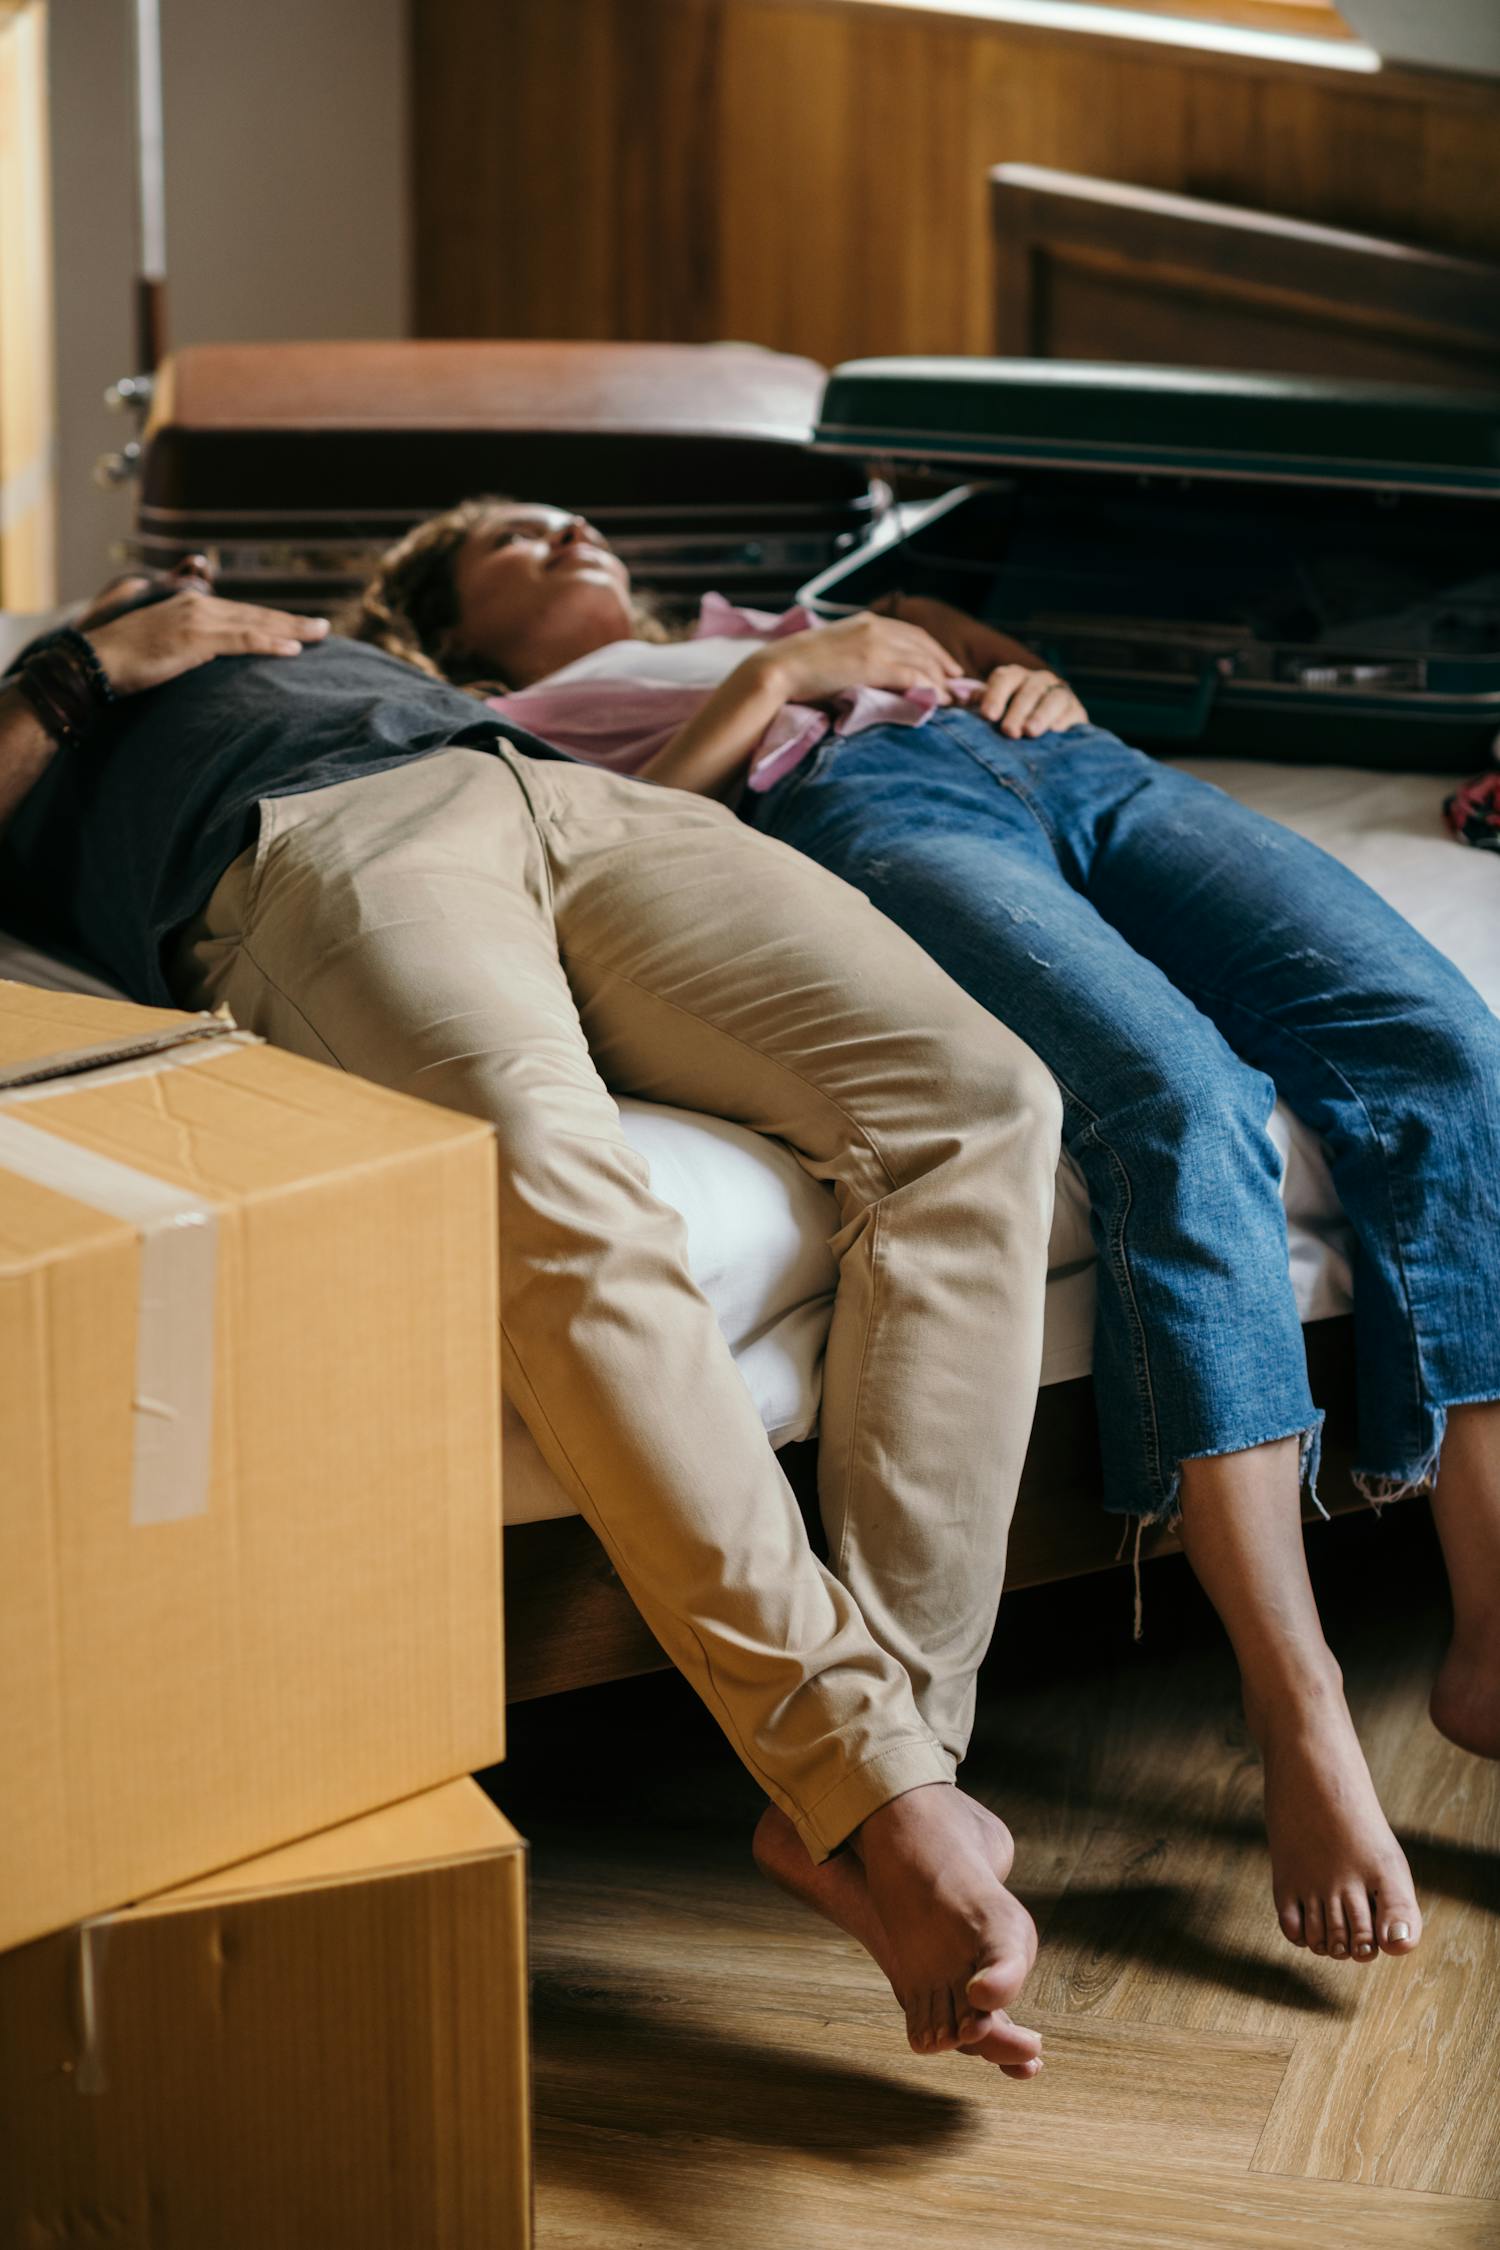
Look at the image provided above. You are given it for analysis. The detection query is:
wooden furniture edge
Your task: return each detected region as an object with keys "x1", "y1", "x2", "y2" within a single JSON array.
[{"x1": 502, "y1": 1317, "x2": 1368, "y2": 1703}]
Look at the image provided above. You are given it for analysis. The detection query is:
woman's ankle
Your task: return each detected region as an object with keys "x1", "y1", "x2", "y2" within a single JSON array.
[{"x1": 1243, "y1": 1648, "x2": 1346, "y2": 1739}]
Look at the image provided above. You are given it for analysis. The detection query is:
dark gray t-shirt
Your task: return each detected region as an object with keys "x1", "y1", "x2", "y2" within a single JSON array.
[{"x1": 0, "y1": 631, "x2": 563, "y2": 1005}]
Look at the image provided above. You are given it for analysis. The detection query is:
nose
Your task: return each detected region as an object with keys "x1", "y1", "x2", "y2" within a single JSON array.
[{"x1": 554, "y1": 516, "x2": 588, "y2": 550}]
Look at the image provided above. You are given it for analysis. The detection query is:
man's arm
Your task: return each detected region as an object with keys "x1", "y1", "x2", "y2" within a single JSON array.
[{"x1": 0, "y1": 579, "x2": 330, "y2": 842}]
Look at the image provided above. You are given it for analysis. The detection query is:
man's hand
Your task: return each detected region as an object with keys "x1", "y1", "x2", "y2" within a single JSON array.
[
  {"x1": 750, "y1": 611, "x2": 966, "y2": 707},
  {"x1": 85, "y1": 583, "x2": 329, "y2": 697},
  {"x1": 968, "y1": 664, "x2": 1089, "y2": 740},
  {"x1": 76, "y1": 552, "x2": 218, "y2": 630}
]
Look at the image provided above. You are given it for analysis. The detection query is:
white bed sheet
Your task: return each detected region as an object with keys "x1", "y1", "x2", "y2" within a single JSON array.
[{"x1": 3, "y1": 755, "x2": 1494, "y2": 1526}]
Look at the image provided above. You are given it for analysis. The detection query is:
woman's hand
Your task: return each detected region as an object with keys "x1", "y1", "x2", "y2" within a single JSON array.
[
  {"x1": 85, "y1": 583, "x2": 329, "y2": 697},
  {"x1": 969, "y1": 664, "x2": 1089, "y2": 740},
  {"x1": 751, "y1": 611, "x2": 965, "y2": 707}
]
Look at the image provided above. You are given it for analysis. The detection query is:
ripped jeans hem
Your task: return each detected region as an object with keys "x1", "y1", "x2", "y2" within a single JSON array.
[
  {"x1": 1112, "y1": 1414, "x2": 1325, "y2": 1642},
  {"x1": 1354, "y1": 1390, "x2": 1500, "y2": 1507}
]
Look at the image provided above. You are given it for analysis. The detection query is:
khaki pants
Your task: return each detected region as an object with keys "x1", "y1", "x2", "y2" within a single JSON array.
[{"x1": 172, "y1": 746, "x2": 1060, "y2": 1860}]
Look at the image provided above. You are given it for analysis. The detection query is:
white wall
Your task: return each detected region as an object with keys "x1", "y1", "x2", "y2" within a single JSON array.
[{"x1": 48, "y1": 0, "x2": 408, "y2": 600}]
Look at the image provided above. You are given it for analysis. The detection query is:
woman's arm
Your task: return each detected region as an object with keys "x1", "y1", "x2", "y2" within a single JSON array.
[
  {"x1": 638, "y1": 611, "x2": 963, "y2": 797},
  {"x1": 873, "y1": 592, "x2": 1039, "y2": 676},
  {"x1": 874, "y1": 592, "x2": 1089, "y2": 738},
  {"x1": 635, "y1": 652, "x2": 790, "y2": 799}
]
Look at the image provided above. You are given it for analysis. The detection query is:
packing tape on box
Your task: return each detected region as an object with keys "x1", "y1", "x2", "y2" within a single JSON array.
[
  {"x1": 0, "y1": 1030, "x2": 259, "y2": 1525},
  {"x1": 0, "y1": 1010, "x2": 235, "y2": 1092},
  {"x1": 74, "y1": 1913, "x2": 115, "y2": 2095}
]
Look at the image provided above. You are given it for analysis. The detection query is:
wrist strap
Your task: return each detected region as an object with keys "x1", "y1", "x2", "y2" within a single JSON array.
[{"x1": 16, "y1": 629, "x2": 116, "y2": 750}]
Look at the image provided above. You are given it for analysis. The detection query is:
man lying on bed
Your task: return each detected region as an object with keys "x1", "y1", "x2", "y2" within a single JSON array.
[{"x1": 0, "y1": 562, "x2": 1067, "y2": 2081}]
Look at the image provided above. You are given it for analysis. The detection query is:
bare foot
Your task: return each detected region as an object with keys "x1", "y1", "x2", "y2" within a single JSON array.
[
  {"x1": 753, "y1": 1802, "x2": 903, "y2": 1983},
  {"x1": 1430, "y1": 1621, "x2": 1500, "y2": 1759},
  {"x1": 1249, "y1": 1668, "x2": 1422, "y2": 1964},
  {"x1": 753, "y1": 1792, "x2": 1042, "y2": 2079},
  {"x1": 850, "y1": 1782, "x2": 1041, "y2": 2076}
]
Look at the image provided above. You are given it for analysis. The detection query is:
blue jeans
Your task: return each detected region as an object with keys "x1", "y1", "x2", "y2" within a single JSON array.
[{"x1": 752, "y1": 710, "x2": 1500, "y2": 1520}]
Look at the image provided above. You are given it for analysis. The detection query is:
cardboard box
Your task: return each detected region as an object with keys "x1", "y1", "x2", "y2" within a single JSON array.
[
  {"x1": 0, "y1": 1779, "x2": 532, "y2": 2250},
  {"x1": 0, "y1": 984, "x2": 506, "y2": 1950}
]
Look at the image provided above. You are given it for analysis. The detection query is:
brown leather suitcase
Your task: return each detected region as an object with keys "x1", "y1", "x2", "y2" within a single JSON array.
[{"x1": 133, "y1": 340, "x2": 882, "y2": 614}]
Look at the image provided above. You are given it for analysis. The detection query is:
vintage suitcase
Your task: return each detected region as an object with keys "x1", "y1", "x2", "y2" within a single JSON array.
[
  {"x1": 799, "y1": 359, "x2": 1500, "y2": 772},
  {"x1": 132, "y1": 340, "x2": 881, "y2": 615}
]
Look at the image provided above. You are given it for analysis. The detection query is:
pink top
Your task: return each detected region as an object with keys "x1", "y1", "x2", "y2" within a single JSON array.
[{"x1": 485, "y1": 593, "x2": 983, "y2": 793}]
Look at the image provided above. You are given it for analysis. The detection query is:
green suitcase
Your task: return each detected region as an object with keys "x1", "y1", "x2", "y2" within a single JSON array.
[{"x1": 799, "y1": 360, "x2": 1500, "y2": 773}]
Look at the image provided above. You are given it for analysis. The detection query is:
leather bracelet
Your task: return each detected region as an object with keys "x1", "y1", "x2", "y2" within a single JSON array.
[
  {"x1": 15, "y1": 631, "x2": 116, "y2": 749},
  {"x1": 14, "y1": 656, "x2": 82, "y2": 746}
]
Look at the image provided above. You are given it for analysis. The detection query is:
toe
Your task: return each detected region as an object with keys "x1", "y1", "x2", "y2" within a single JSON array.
[
  {"x1": 1304, "y1": 1896, "x2": 1328, "y2": 1956},
  {"x1": 957, "y1": 2008, "x2": 1043, "y2": 2073},
  {"x1": 1345, "y1": 1889, "x2": 1377, "y2": 1962},
  {"x1": 908, "y1": 1986, "x2": 959, "y2": 2056},
  {"x1": 1377, "y1": 1885, "x2": 1422, "y2": 1955},
  {"x1": 1326, "y1": 1896, "x2": 1350, "y2": 1960},
  {"x1": 1278, "y1": 1896, "x2": 1306, "y2": 1948},
  {"x1": 905, "y1": 1995, "x2": 937, "y2": 2055},
  {"x1": 928, "y1": 1987, "x2": 962, "y2": 2054},
  {"x1": 965, "y1": 1945, "x2": 1032, "y2": 2018}
]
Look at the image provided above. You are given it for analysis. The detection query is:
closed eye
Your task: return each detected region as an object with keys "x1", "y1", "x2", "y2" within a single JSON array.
[{"x1": 490, "y1": 520, "x2": 550, "y2": 550}]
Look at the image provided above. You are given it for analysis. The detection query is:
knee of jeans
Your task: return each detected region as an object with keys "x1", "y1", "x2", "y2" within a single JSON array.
[
  {"x1": 1109, "y1": 1057, "x2": 1278, "y2": 1181},
  {"x1": 1410, "y1": 1008, "x2": 1500, "y2": 1136}
]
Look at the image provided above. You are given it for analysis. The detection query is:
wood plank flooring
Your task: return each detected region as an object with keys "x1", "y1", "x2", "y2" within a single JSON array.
[{"x1": 489, "y1": 1500, "x2": 1500, "y2": 2248}]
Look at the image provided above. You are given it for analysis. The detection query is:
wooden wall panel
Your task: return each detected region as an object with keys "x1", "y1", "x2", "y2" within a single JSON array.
[{"x1": 412, "y1": 0, "x2": 1500, "y2": 366}]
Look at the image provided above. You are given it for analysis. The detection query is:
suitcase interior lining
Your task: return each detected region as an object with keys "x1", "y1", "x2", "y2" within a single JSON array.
[{"x1": 808, "y1": 476, "x2": 1500, "y2": 767}]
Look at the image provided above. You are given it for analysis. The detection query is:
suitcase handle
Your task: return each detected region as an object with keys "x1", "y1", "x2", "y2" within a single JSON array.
[{"x1": 1071, "y1": 661, "x2": 1221, "y2": 745}]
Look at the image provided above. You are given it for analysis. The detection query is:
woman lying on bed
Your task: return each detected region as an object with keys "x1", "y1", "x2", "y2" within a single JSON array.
[
  {"x1": 349, "y1": 494, "x2": 1500, "y2": 1975},
  {"x1": 0, "y1": 557, "x2": 1068, "y2": 2081}
]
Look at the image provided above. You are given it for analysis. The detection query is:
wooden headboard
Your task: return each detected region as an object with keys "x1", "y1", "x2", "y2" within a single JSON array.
[{"x1": 990, "y1": 164, "x2": 1500, "y2": 387}]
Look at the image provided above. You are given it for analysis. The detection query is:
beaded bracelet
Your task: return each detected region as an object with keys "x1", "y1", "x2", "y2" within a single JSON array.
[
  {"x1": 57, "y1": 626, "x2": 117, "y2": 711},
  {"x1": 14, "y1": 628, "x2": 117, "y2": 750}
]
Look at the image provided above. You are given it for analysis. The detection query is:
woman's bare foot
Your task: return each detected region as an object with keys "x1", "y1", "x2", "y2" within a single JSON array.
[
  {"x1": 1430, "y1": 1620, "x2": 1500, "y2": 1759},
  {"x1": 1249, "y1": 1668, "x2": 1422, "y2": 1963},
  {"x1": 753, "y1": 1791, "x2": 1042, "y2": 2078}
]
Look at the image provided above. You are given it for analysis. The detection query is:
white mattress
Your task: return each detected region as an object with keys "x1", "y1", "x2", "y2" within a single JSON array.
[{"x1": 3, "y1": 755, "x2": 1494, "y2": 1526}]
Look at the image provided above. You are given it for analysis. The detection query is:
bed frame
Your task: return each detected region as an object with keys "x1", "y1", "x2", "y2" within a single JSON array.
[{"x1": 501, "y1": 1315, "x2": 1367, "y2": 1702}]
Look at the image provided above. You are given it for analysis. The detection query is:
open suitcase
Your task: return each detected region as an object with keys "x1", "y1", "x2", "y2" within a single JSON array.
[
  {"x1": 799, "y1": 359, "x2": 1500, "y2": 774},
  {"x1": 135, "y1": 344, "x2": 1500, "y2": 773},
  {"x1": 132, "y1": 340, "x2": 882, "y2": 615}
]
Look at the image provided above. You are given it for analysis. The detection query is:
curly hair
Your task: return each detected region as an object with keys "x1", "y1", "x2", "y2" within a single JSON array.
[{"x1": 336, "y1": 495, "x2": 673, "y2": 696}]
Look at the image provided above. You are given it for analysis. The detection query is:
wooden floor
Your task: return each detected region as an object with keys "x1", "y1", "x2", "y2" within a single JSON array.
[{"x1": 491, "y1": 1501, "x2": 1500, "y2": 2249}]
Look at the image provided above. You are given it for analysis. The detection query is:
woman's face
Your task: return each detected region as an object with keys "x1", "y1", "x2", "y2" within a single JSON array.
[{"x1": 449, "y1": 503, "x2": 635, "y2": 686}]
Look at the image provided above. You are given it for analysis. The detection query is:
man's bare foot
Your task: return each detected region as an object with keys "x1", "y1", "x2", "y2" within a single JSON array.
[
  {"x1": 1249, "y1": 1667, "x2": 1422, "y2": 1963},
  {"x1": 847, "y1": 1782, "x2": 1041, "y2": 2076},
  {"x1": 753, "y1": 1792, "x2": 1042, "y2": 2079},
  {"x1": 1430, "y1": 1621, "x2": 1500, "y2": 1759},
  {"x1": 753, "y1": 1803, "x2": 903, "y2": 1983}
]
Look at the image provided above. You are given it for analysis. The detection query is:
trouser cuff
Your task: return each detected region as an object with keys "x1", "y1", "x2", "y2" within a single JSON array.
[{"x1": 793, "y1": 1735, "x2": 958, "y2": 1866}]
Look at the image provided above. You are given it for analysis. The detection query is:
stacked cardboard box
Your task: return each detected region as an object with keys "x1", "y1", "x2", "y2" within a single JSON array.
[
  {"x1": 0, "y1": 985, "x2": 530, "y2": 2244},
  {"x1": 0, "y1": 1780, "x2": 531, "y2": 2248}
]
